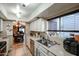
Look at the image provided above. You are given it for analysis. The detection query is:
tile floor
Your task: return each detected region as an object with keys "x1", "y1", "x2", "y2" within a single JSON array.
[{"x1": 8, "y1": 43, "x2": 32, "y2": 56}]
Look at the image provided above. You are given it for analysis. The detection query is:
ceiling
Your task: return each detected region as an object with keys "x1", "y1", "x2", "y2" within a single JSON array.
[
  {"x1": 37, "y1": 3, "x2": 79, "y2": 20},
  {"x1": 0, "y1": 3, "x2": 41, "y2": 21},
  {"x1": 0, "y1": 3, "x2": 79, "y2": 22}
]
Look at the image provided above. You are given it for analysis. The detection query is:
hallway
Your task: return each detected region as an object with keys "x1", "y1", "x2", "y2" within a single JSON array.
[{"x1": 8, "y1": 43, "x2": 32, "y2": 56}]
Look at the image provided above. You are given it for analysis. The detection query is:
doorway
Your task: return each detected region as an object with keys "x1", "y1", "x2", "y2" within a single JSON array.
[{"x1": 13, "y1": 21, "x2": 25, "y2": 44}]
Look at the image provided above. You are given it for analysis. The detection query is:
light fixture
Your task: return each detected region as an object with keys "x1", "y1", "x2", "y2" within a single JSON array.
[
  {"x1": 16, "y1": 4, "x2": 21, "y2": 19},
  {"x1": 24, "y1": 3, "x2": 30, "y2": 6},
  {"x1": 16, "y1": 4, "x2": 20, "y2": 12},
  {"x1": 22, "y1": 3, "x2": 30, "y2": 7}
]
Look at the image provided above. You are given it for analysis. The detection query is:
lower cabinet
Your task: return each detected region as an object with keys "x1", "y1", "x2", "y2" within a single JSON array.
[
  {"x1": 36, "y1": 42, "x2": 55, "y2": 56},
  {"x1": 47, "y1": 51, "x2": 55, "y2": 56},
  {"x1": 30, "y1": 39, "x2": 35, "y2": 56},
  {"x1": 36, "y1": 48, "x2": 47, "y2": 56},
  {"x1": 39, "y1": 50, "x2": 47, "y2": 56}
]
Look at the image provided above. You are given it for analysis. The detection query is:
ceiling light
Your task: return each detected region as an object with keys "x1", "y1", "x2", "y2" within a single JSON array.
[
  {"x1": 16, "y1": 4, "x2": 20, "y2": 13},
  {"x1": 16, "y1": 13, "x2": 20, "y2": 19},
  {"x1": 16, "y1": 4, "x2": 21, "y2": 19},
  {"x1": 22, "y1": 3, "x2": 30, "y2": 7}
]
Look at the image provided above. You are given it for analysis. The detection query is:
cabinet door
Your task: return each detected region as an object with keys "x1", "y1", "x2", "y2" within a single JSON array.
[
  {"x1": 39, "y1": 45, "x2": 47, "y2": 53},
  {"x1": 35, "y1": 20, "x2": 38, "y2": 31},
  {"x1": 30, "y1": 18, "x2": 47, "y2": 31},
  {"x1": 39, "y1": 51, "x2": 47, "y2": 56},
  {"x1": 39, "y1": 18, "x2": 46, "y2": 31},
  {"x1": 41, "y1": 20, "x2": 45, "y2": 31},
  {"x1": 33, "y1": 21, "x2": 35, "y2": 31},
  {"x1": 37, "y1": 48, "x2": 47, "y2": 56},
  {"x1": 38, "y1": 19, "x2": 41, "y2": 31},
  {"x1": 0, "y1": 19, "x2": 3, "y2": 31},
  {"x1": 48, "y1": 52, "x2": 55, "y2": 56}
]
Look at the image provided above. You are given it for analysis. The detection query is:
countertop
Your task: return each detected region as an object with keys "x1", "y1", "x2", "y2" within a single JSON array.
[
  {"x1": 30, "y1": 36, "x2": 75, "y2": 56},
  {"x1": 0, "y1": 38, "x2": 8, "y2": 42},
  {"x1": 0, "y1": 35, "x2": 12, "y2": 41},
  {"x1": 49, "y1": 45, "x2": 75, "y2": 56}
]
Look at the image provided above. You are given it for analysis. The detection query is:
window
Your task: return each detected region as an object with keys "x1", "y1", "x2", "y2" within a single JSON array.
[
  {"x1": 49, "y1": 12, "x2": 79, "y2": 38},
  {"x1": 48, "y1": 18, "x2": 59, "y2": 30},
  {"x1": 59, "y1": 12, "x2": 79, "y2": 38},
  {"x1": 74, "y1": 12, "x2": 79, "y2": 30},
  {"x1": 60, "y1": 14, "x2": 75, "y2": 30}
]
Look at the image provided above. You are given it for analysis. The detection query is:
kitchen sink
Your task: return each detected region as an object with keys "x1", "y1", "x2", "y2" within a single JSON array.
[{"x1": 37, "y1": 39, "x2": 60, "y2": 48}]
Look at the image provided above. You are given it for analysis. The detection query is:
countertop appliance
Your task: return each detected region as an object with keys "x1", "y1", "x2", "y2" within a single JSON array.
[{"x1": 63, "y1": 38, "x2": 79, "y2": 56}]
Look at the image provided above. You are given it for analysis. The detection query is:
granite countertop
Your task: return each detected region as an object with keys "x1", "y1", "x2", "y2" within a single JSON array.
[
  {"x1": 30, "y1": 36, "x2": 75, "y2": 56},
  {"x1": 49, "y1": 45, "x2": 75, "y2": 56},
  {"x1": 0, "y1": 38, "x2": 8, "y2": 42},
  {"x1": 0, "y1": 35, "x2": 11, "y2": 41},
  {"x1": 30, "y1": 36, "x2": 40, "y2": 41},
  {"x1": 36, "y1": 40, "x2": 75, "y2": 56},
  {"x1": 29, "y1": 35, "x2": 76, "y2": 56}
]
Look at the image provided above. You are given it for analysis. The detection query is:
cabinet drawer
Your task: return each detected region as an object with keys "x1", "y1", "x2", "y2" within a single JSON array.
[
  {"x1": 48, "y1": 52, "x2": 55, "y2": 56},
  {"x1": 39, "y1": 50, "x2": 47, "y2": 56},
  {"x1": 39, "y1": 45, "x2": 47, "y2": 53},
  {"x1": 37, "y1": 48, "x2": 47, "y2": 56}
]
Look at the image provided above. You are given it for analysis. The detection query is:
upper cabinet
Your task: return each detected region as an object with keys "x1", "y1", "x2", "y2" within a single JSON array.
[
  {"x1": 30, "y1": 18, "x2": 48, "y2": 32},
  {"x1": 0, "y1": 19, "x2": 3, "y2": 32}
]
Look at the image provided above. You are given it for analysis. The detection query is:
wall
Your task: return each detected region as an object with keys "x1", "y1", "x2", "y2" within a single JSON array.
[
  {"x1": 0, "y1": 20, "x2": 14, "y2": 50},
  {"x1": 0, "y1": 4, "x2": 8, "y2": 18},
  {"x1": 25, "y1": 23, "x2": 30, "y2": 47},
  {"x1": 0, "y1": 20, "x2": 30, "y2": 49},
  {"x1": 0, "y1": 20, "x2": 13, "y2": 37},
  {"x1": 28, "y1": 3, "x2": 53, "y2": 22}
]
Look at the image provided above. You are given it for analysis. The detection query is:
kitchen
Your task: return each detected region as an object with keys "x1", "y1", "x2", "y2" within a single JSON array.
[{"x1": 0, "y1": 3, "x2": 79, "y2": 56}]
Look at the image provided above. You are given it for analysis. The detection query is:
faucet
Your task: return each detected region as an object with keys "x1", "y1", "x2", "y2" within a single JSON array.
[{"x1": 53, "y1": 40, "x2": 60, "y2": 45}]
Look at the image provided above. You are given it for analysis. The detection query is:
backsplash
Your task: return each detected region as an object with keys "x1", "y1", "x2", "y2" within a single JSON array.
[
  {"x1": 0, "y1": 31, "x2": 7, "y2": 38},
  {"x1": 0, "y1": 20, "x2": 13, "y2": 38}
]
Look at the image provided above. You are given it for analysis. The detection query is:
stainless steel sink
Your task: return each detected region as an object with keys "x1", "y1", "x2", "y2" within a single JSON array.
[{"x1": 37, "y1": 39, "x2": 60, "y2": 48}]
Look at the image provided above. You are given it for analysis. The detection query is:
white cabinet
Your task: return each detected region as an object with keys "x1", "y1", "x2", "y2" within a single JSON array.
[
  {"x1": 30, "y1": 18, "x2": 47, "y2": 32},
  {"x1": 48, "y1": 52, "x2": 54, "y2": 56},
  {"x1": 0, "y1": 19, "x2": 3, "y2": 32},
  {"x1": 36, "y1": 42, "x2": 55, "y2": 56},
  {"x1": 37, "y1": 48, "x2": 47, "y2": 56}
]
